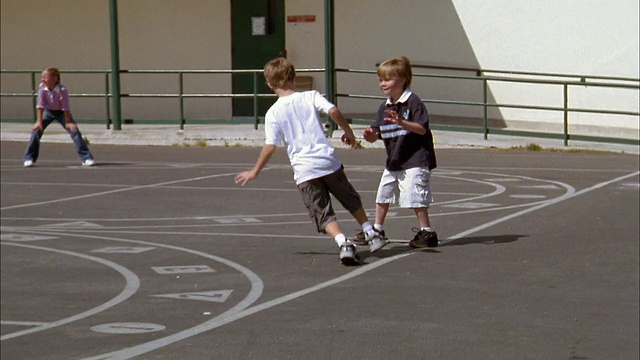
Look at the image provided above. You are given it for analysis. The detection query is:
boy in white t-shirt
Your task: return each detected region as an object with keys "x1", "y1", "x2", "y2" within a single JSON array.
[{"x1": 235, "y1": 57, "x2": 385, "y2": 265}]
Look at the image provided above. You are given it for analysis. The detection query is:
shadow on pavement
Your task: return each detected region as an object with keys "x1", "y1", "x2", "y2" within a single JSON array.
[{"x1": 442, "y1": 234, "x2": 527, "y2": 246}]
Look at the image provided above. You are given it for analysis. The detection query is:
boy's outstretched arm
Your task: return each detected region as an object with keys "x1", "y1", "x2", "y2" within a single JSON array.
[
  {"x1": 235, "y1": 144, "x2": 276, "y2": 187},
  {"x1": 328, "y1": 107, "x2": 356, "y2": 147}
]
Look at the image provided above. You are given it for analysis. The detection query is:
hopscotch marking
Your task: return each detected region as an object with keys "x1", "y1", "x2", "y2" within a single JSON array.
[
  {"x1": 0, "y1": 233, "x2": 57, "y2": 242},
  {"x1": 151, "y1": 265, "x2": 216, "y2": 274},
  {"x1": 92, "y1": 246, "x2": 156, "y2": 254},
  {"x1": 151, "y1": 290, "x2": 233, "y2": 303},
  {"x1": 91, "y1": 323, "x2": 166, "y2": 334}
]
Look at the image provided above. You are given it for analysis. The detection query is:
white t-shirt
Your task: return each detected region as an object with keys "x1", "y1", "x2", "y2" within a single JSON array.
[{"x1": 264, "y1": 90, "x2": 342, "y2": 185}]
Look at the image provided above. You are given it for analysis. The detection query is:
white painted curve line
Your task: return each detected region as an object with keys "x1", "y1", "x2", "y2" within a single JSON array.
[
  {"x1": 0, "y1": 321, "x2": 49, "y2": 327},
  {"x1": 0, "y1": 171, "x2": 240, "y2": 211},
  {"x1": 432, "y1": 174, "x2": 506, "y2": 206},
  {"x1": 0, "y1": 170, "x2": 545, "y2": 222},
  {"x1": 3, "y1": 231, "x2": 264, "y2": 360},
  {"x1": 81, "y1": 253, "x2": 413, "y2": 360},
  {"x1": 0, "y1": 242, "x2": 140, "y2": 341},
  {"x1": 443, "y1": 171, "x2": 639, "y2": 242}
]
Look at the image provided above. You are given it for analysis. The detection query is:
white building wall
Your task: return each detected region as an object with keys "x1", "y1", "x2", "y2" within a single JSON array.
[
  {"x1": 450, "y1": 0, "x2": 639, "y2": 136},
  {"x1": 330, "y1": 0, "x2": 639, "y2": 137}
]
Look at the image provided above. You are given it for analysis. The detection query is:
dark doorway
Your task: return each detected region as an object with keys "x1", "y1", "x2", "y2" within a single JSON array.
[{"x1": 231, "y1": 0, "x2": 286, "y2": 118}]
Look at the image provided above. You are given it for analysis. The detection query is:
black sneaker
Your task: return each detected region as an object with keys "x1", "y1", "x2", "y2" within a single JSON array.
[
  {"x1": 408, "y1": 228, "x2": 439, "y2": 248},
  {"x1": 352, "y1": 229, "x2": 386, "y2": 246}
]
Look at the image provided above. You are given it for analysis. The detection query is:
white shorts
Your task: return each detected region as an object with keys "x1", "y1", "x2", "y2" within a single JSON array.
[{"x1": 375, "y1": 167, "x2": 433, "y2": 208}]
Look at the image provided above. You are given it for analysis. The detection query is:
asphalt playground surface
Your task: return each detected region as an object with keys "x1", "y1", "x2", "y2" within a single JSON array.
[{"x1": 1, "y1": 138, "x2": 639, "y2": 359}]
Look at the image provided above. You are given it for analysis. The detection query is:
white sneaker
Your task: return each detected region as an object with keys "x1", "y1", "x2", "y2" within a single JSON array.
[
  {"x1": 366, "y1": 229, "x2": 388, "y2": 253},
  {"x1": 23, "y1": 160, "x2": 34, "y2": 167},
  {"x1": 82, "y1": 159, "x2": 95, "y2": 166},
  {"x1": 339, "y1": 242, "x2": 359, "y2": 266}
]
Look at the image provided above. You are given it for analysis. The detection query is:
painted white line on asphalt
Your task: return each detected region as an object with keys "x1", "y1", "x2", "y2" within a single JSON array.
[
  {"x1": 0, "y1": 170, "x2": 570, "y2": 224},
  {"x1": 0, "y1": 242, "x2": 140, "y2": 341},
  {"x1": 0, "y1": 321, "x2": 49, "y2": 327},
  {"x1": 0, "y1": 172, "x2": 241, "y2": 211},
  {"x1": 443, "y1": 171, "x2": 639, "y2": 242},
  {"x1": 0, "y1": 172, "x2": 570, "y2": 231}
]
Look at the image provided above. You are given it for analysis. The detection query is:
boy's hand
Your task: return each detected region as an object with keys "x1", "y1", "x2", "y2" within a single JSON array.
[
  {"x1": 363, "y1": 127, "x2": 378, "y2": 143},
  {"x1": 341, "y1": 131, "x2": 356, "y2": 147},
  {"x1": 235, "y1": 170, "x2": 256, "y2": 187},
  {"x1": 65, "y1": 122, "x2": 77, "y2": 131},
  {"x1": 32, "y1": 121, "x2": 43, "y2": 131},
  {"x1": 384, "y1": 109, "x2": 403, "y2": 125}
]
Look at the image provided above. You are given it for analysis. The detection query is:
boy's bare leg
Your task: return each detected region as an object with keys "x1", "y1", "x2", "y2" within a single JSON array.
[
  {"x1": 375, "y1": 202, "x2": 390, "y2": 226},
  {"x1": 414, "y1": 207, "x2": 431, "y2": 228},
  {"x1": 324, "y1": 221, "x2": 343, "y2": 239},
  {"x1": 351, "y1": 208, "x2": 369, "y2": 225}
]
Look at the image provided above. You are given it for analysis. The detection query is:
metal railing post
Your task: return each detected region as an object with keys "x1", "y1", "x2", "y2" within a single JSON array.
[
  {"x1": 109, "y1": 0, "x2": 123, "y2": 130},
  {"x1": 31, "y1": 72, "x2": 37, "y2": 124},
  {"x1": 179, "y1": 72, "x2": 185, "y2": 130},
  {"x1": 563, "y1": 83, "x2": 569, "y2": 146},
  {"x1": 253, "y1": 72, "x2": 259, "y2": 130},
  {"x1": 105, "y1": 72, "x2": 111, "y2": 129},
  {"x1": 483, "y1": 79, "x2": 488, "y2": 140}
]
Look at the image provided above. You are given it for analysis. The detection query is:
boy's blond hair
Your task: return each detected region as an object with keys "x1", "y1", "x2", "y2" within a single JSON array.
[
  {"x1": 264, "y1": 57, "x2": 296, "y2": 89},
  {"x1": 377, "y1": 56, "x2": 412, "y2": 89}
]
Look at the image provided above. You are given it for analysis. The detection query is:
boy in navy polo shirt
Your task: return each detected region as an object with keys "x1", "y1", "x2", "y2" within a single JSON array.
[{"x1": 355, "y1": 56, "x2": 439, "y2": 248}]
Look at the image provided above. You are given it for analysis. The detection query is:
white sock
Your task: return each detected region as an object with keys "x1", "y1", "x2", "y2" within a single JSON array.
[
  {"x1": 374, "y1": 224, "x2": 384, "y2": 232},
  {"x1": 421, "y1": 227, "x2": 433, "y2": 232},
  {"x1": 361, "y1": 222, "x2": 373, "y2": 233},
  {"x1": 334, "y1": 233, "x2": 347, "y2": 246}
]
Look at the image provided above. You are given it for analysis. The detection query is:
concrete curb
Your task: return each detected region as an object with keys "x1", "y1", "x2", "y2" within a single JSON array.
[{"x1": 2, "y1": 123, "x2": 638, "y2": 154}]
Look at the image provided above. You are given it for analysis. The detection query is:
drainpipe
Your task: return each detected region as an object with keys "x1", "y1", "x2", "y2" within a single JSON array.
[
  {"x1": 324, "y1": 0, "x2": 336, "y2": 135},
  {"x1": 109, "y1": 0, "x2": 123, "y2": 130}
]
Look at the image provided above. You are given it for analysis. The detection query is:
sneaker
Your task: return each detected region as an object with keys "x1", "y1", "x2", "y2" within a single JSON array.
[
  {"x1": 23, "y1": 160, "x2": 34, "y2": 167},
  {"x1": 82, "y1": 159, "x2": 95, "y2": 166},
  {"x1": 367, "y1": 229, "x2": 388, "y2": 253},
  {"x1": 352, "y1": 229, "x2": 386, "y2": 246},
  {"x1": 409, "y1": 228, "x2": 439, "y2": 248},
  {"x1": 339, "y1": 242, "x2": 360, "y2": 266}
]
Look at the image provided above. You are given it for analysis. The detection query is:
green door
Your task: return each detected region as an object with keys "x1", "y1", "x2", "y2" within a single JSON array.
[{"x1": 231, "y1": 0, "x2": 286, "y2": 118}]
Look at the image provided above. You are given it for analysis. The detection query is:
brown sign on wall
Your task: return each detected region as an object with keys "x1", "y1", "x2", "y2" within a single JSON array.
[{"x1": 287, "y1": 15, "x2": 316, "y2": 23}]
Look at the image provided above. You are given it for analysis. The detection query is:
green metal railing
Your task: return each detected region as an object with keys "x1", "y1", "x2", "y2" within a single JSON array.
[
  {"x1": 1, "y1": 66, "x2": 638, "y2": 146},
  {"x1": 336, "y1": 67, "x2": 639, "y2": 146},
  {"x1": 0, "y1": 68, "x2": 321, "y2": 131},
  {"x1": 0, "y1": 69, "x2": 113, "y2": 127}
]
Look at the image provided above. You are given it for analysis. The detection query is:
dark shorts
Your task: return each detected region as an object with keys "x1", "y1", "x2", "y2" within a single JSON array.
[{"x1": 297, "y1": 166, "x2": 363, "y2": 233}]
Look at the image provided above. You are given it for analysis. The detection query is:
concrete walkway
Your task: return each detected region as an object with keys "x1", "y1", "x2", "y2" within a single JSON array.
[{"x1": 1, "y1": 122, "x2": 638, "y2": 154}]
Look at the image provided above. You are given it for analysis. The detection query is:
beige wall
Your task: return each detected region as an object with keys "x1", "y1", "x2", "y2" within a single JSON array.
[
  {"x1": 1, "y1": 0, "x2": 638, "y2": 136},
  {"x1": 0, "y1": 0, "x2": 231, "y2": 120},
  {"x1": 285, "y1": 1, "x2": 325, "y2": 93}
]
